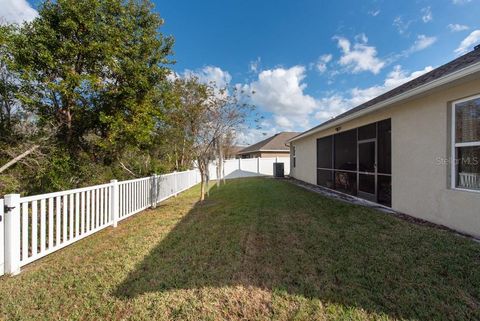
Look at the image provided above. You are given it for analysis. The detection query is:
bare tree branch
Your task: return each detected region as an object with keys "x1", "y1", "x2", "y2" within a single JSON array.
[
  {"x1": 0, "y1": 144, "x2": 40, "y2": 174},
  {"x1": 119, "y1": 161, "x2": 138, "y2": 178}
]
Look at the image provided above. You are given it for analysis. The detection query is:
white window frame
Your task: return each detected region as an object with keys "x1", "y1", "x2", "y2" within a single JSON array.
[{"x1": 451, "y1": 93, "x2": 480, "y2": 193}]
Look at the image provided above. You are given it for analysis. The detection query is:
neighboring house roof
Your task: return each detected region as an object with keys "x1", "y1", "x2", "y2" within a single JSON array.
[
  {"x1": 229, "y1": 145, "x2": 246, "y2": 154},
  {"x1": 291, "y1": 45, "x2": 480, "y2": 142},
  {"x1": 237, "y1": 132, "x2": 300, "y2": 154},
  {"x1": 226, "y1": 145, "x2": 246, "y2": 156}
]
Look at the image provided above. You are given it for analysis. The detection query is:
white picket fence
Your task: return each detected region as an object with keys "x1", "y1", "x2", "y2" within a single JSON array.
[
  {"x1": 0, "y1": 156, "x2": 290, "y2": 277},
  {"x1": 0, "y1": 170, "x2": 199, "y2": 276}
]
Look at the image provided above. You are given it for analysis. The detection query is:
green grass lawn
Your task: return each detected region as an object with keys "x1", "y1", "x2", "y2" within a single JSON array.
[{"x1": 0, "y1": 178, "x2": 479, "y2": 321}]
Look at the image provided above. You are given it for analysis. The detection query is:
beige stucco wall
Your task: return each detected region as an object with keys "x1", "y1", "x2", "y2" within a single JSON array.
[
  {"x1": 260, "y1": 151, "x2": 290, "y2": 158},
  {"x1": 290, "y1": 77, "x2": 480, "y2": 238}
]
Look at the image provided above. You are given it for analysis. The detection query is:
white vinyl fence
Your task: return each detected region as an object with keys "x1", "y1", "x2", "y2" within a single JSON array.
[
  {"x1": 209, "y1": 157, "x2": 290, "y2": 180},
  {"x1": 0, "y1": 156, "x2": 290, "y2": 277},
  {"x1": 0, "y1": 170, "x2": 199, "y2": 276}
]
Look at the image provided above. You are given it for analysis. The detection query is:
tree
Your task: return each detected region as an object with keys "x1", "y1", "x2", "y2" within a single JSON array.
[
  {"x1": 158, "y1": 77, "x2": 211, "y2": 199},
  {"x1": 0, "y1": 24, "x2": 53, "y2": 183},
  {"x1": 0, "y1": 0, "x2": 176, "y2": 196},
  {"x1": 190, "y1": 82, "x2": 253, "y2": 200},
  {"x1": 12, "y1": 0, "x2": 173, "y2": 159},
  {"x1": 160, "y1": 76, "x2": 254, "y2": 200},
  {"x1": 0, "y1": 24, "x2": 20, "y2": 141},
  {"x1": 156, "y1": 77, "x2": 206, "y2": 172}
]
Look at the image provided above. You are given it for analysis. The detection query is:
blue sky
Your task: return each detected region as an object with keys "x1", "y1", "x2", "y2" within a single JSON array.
[{"x1": 3, "y1": 0, "x2": 480, "y2": 144}]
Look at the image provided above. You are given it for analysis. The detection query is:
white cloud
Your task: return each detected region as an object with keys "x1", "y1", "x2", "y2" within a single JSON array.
[
  {"x1": 315, "y1": 65, "x2": 433, "y2": 123},
  {"x1": 335, "y1": 35, "x2": 385, "y2": 74},
  {"x1": 355, "y1": 33, "x2": 368, "y2": 43},
  {"x1": 409, "y1": 34, "x2": 437, "y2": 53},
  {"x1": 389, "y1": 35, "x2": 437, "y2": 61},
  {"x1": 0, "y1": 0, "x2": 38, "y2": 25},
  {"x1": 448, "y1": 24, "x2": 470, "y2": 32},
  {"x1": 176, "y1": 62, "x2": 436, "y2": 143},
  {"x1": 384, "y1": 65, "x2": 434, "y2": 87},
  {"x1": 241, "y1": 44, "x2": 432, "y2": 134},
  {"x1": 393, "y1": 16, "x2": 412, "y2": 35},
  {"x1": 249, "y1": 57, "x2": 261, "y2": 73},
  {"x1": 353, "y1": 65, "x2": 433, "y2": 103},
  {"x1": 247, "y1": 65, "x2": 318, "y2": 130},
  {"x1": 235, "y1": 121, "x2": 278, "y2": 145},
  {"x1": 315, "y1": 54, "x2": 332, "y2": 73},
  {"x1": 421, "y1": 7, "x2": 433, "y2": 23},
  {"x1": 455, "y1": 30, "x2": 480, "y2": 54},
  {"x1": 314, "y1": 95, "x2": 350, "y2": 121},
  {"x1": 183, "y1": 66, "x2": 232, "y2": 88},
  {"x1": 452, "y1": 0, "x2": 471, "y2": 4},
  {"x1": 274, "y1": 115, "x2": 294, "y2": 128},
  {"x1": 177, "y1": 65, "x2": 316, "y2": 141},
  {"x1": 368, "y1": 9, "x2": 380, "y2": 17}
]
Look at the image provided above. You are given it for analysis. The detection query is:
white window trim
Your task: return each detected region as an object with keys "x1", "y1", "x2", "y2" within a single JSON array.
[{"x1": 451, "y1": 93, "x2": 480, "y2": 193}]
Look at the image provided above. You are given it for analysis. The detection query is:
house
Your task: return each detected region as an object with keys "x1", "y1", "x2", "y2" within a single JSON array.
[
  {"x1": 289, "y1": 45, "x2": 480, "y2": 238},
  {"x1": 237, "y1": 132, "x2": 300, "y2": 158}
]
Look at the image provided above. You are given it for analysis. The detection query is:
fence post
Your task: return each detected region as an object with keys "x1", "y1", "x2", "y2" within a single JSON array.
[
  {"x1": 238, "y1": 158, "x2": 241, "y2": 171},
  {"x1": 4, "y1": 194, "x2": 21, "y2": 275},
  {"x1": 257, "y1": 157, "x2": 260, "y2": 174},
  {"x1": 110, "y1": 180, "x2": 118, "y2": 228},
  {"x1": 151, "y1": 174, "x2": 158, "y2": 209}
]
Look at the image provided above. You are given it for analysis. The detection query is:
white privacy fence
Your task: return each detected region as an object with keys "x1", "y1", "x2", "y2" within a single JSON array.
[
  {"x1": 209, "y1": 157, "x2": 290, "y2": 180},
  {"x1": 0, "y1": 156, "x2": 290, "y2": 277},
  {"x1": 1, "y1": 170, "x2": 199, "y2": 276}
]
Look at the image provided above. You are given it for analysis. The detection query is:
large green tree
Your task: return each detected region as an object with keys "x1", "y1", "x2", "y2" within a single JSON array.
[
  {"x1": 13, "y1": 0, "x2": 173, "y2": 159},
  {"x1": 0, "y1": 0, "x2": 177, "y2": 195}
]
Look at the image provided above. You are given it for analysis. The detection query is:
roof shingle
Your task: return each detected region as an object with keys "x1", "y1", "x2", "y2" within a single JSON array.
[{"x1": 238, "y1": 132, "x2": 300, "y2": 154}]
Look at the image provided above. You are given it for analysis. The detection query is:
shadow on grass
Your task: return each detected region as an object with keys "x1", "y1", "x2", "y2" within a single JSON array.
[
  {"x1": 223, "y1": 169, "x2": 266, "y2": 179},
  {"x1": 113, "y1": 178, "x2": 480, "y2": 320}
]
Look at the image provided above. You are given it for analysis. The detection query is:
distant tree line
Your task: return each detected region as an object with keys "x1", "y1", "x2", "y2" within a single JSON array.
[{"x1": 0, "y1": 0, "x2": 253, "y2": 199}]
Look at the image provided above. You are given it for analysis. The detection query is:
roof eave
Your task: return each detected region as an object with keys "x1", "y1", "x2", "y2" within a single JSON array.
[
  {"x1": 236, "y1": 149, "x2": 290, "y2": 155},
  {"x1": 289, "y1": 61, "x2": 480, "y2": 143}
]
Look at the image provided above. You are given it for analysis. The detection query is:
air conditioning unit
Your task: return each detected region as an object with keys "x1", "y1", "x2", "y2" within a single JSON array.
[{"x1": 273, "y1": 162, "x2": 284, "y2": 178}]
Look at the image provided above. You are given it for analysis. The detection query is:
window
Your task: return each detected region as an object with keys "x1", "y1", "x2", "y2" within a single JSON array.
[{"x1": 452, "y1": 95, "x2": 480, "y2": 191}]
